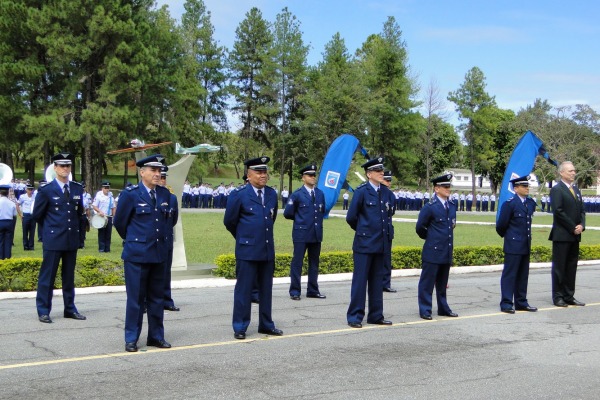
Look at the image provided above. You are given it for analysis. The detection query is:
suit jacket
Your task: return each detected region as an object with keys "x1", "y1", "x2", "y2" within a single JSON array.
[
  {"x1": 549, "y1": 181, "x2": 586, "y2": 242},
  {"x1": 31, "y1": 179, "x2": 85, "y2": 251},
  {"x1": 223, "y1": 184, "x2": 277, "y2": 261},
  {"x1": 346, "y1": 183, "x2": 394, "y2": 254},
  {"x1": 496, "y1": 196, "x2": 536, "y2": 255},
  {"x1": 113, "y1": 184, "x2": 172, "y2": 263},
  {"x1": 416, "y1": 195, "x2": 456, "y2": 265},
  {"x1": 283, "y1": 186, "x2": 324, "y2": 243}
]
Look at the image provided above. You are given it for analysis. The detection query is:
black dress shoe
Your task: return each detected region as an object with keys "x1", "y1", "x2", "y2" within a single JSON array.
[
  {"x1": 64, "y1": 311, "x2": 86, "y2": 320},
  {"x1": 515, "y1": 305, "x2": 537, "y2": 312},
  {"x1": 438, "y1": 312, "x2": 458, "y2": 317},
  {"x1": 251, "y1": 299, "x2": 260, "y2": 304},
  {"x1": 290, "y1": 295, "x2": 301, "y2": 300},
  {"x1": 39, "y1": 315, "x2": 53, "y2": 323},
  {"x1": 554, "y1": 300, "x2": 568, "y2": 307},
  {"x1": 234, "y1": 332, "x2": 246, "y2": 340},
  {"x1": 348, "y1": 322, "x2": 362, "y2": 328},
  {"x1": 420, "y1": 314, "x2": 432, "y2": 320},
  {"x1": 125, "y1": 342, "x2": 138, "y2": 352},
  {"x1": 369, "y1": 319, "x2": 392, "y2": 325},
  {"x1": 146, "y1": 339, "x2": 172, "y2": 348},
  {"x1": 566, "y1": 299, "x2": 585, "y2": 306},
  {"x1": 164, "y1": 305, "x2": 180, "y2": 311},
  {"x1": 258, "y1": 328, "x2": 283, "y2": 336},
  {"x1": 306, "y1": 293, "x2": 326, "y2": 299},
  {"x1": 501, "y1": 308, "x2": 515, "y2": 314},
  {"x1": 383, "y1": 287, "x2": 397, "y2": 293}
]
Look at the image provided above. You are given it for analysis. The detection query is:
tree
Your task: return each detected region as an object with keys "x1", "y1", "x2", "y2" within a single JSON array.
[
  {"x1": 299, "y1": 33, "x2": 366, "y2": 163},
  {"x1": 356, "y1": 17, "x2": 421, "y2": 178},
  {"x1": 228, "y1": 7, "x2": 278, "y2": 161},
  {"x1": 448, "y1": 66, "x2": 496, "y2": 195},
  {"x1": 419, "y1": 78, "x2": 455, "y2": 189},
  {"x1": 271, "y1": 7, "x2": 309, "y2": 191}
]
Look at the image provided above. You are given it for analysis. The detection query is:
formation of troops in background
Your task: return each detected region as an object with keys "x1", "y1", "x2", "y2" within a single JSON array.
[{"x1": 0, "y1": 153, "x2": 590, "y2": 350}]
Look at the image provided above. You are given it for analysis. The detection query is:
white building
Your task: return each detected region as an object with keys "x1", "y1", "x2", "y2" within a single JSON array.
[{"x1": 448, "y1": 169, "x2": 539, "y2": 191}]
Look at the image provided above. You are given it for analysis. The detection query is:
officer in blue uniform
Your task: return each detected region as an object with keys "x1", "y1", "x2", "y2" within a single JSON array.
[
  {"x1": 381, "y1": 170, "x2": 397, "y2": 293},
  {"x1": 159, "y1": 166, "x2": 180, "y2": 312},
  {"x1": 17, "y1": 183, "x2": 36, "y2": 250},
  {"x1": 113, "y1": 154, "x2": 172, "y2": 352},
  {"x1": 496, "y1": 175, "x2": 538, "y2": 314},
  {"x1": 346, "y1": 157, "x2": 393, "y2": 328},
  {"x1": 416, "y1": 174, "x2": 458, "y2": 320},
  {"x1": 32, "y1": 152, "x2": 87, "y2": 323},
  {"x1": 284, "y1": 164, "x2": 326, "y2": 300},
  {"x1": 224, "y1": 156, "x2": 282, "y2": 340},
  {"x1": 0, "y1": 184, "x2": 17, "y2": 259}
]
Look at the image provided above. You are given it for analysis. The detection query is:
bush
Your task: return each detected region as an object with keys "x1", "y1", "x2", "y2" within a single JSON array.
[
  {"x1": 0, "y1": 257, "x2": 124, "y2": 292},
  {"x1": 214, "y1": 244, "x2": 600, "y2": 279}
]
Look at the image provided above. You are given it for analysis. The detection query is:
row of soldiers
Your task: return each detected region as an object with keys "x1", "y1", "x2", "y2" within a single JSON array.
[{"x1": 223, "y1": 156, "x2": 588, "y2": 340}]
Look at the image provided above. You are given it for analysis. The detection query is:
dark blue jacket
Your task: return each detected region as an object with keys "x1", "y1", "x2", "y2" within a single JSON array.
[
  {"x1": 496, "y1": 196, "x2": 536, "y2": 255},
  {"x1": 224, "y1": 184, "x2": 277, "y2": 261},
  {"x1": 32, "y1": 179, "x2": 85, "y2": 251},
  {"x1": 416, "y1": 195, "x2": 456, "y2": 264},
  {"x1": 283, "y1": 186, "x2": 324, "y2": 243},
  {"x1": 346, "y1": 182, "x2": 394, "y2": 254},
  {"x1": 113, "y1": 184, "x2": 172, "y2": 263}
]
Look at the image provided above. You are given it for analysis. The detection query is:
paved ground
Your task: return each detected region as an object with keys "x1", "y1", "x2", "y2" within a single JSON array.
[{"x1": 1, "y1": 263, "x2": 600, "y2": 399}]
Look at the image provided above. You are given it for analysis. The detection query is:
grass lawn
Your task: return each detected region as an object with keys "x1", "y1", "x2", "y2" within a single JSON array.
[{"x1": 7, "y1": 211, "x2": 599, "y2": 265}]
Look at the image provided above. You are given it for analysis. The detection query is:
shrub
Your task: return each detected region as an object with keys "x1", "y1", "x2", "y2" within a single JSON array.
[
  {"x1": 0, "y1": 257, "x2": 124, "y2": 292},
  {"x1": 214, "y1": 244, "x2": 600, "y2": 279}
]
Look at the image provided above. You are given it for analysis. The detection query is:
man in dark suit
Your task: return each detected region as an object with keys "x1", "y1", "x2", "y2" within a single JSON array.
[
  {"x1": 346, "y1": 157, "x2": 393, "y2": 328},
  {"x1": 284, "y1": 164, "x2": 326, "y2": 300},
  {"x1": 113, "y1": 154, "x2": 173, "y2": 352},
  {"x1": 416, "y1": 174, "x2": 458, "y2": 320},
  {"x1": 224, "y1": 156, "x2": 282, "y2": 340},
  {"x1": 381, "y1": 170, "x2": 397, "y2": 293},
  {"x1": 496, "y1": 175, "x2": 538, "y2": 314},
  {"x1": 159, "y1": 166, "x2": 180, "y2": 312},
  {"x1": 549, "y1": 161, "x2": 586, "y2": 307},
  {"x1": 33, "y1": 152, "x2": 87, "y2": 323}
]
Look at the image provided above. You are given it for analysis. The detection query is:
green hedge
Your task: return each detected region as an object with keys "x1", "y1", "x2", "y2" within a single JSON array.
[
  {"x1": 214, "y1": 245, "x2": 600, "y2": 279},
  {"x1": 0, "y1": 256, "x2": 124, "y2": 292}
]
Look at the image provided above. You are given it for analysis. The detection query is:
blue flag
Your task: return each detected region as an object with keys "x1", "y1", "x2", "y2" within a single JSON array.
[
  {"x1": 317, "y1": 134, "x2": 367, "y2": 217},
  {"x1": 496, "y1": 130, "x2": 557, "y2": 220}
]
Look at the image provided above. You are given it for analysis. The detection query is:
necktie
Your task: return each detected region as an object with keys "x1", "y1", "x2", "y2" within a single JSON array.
[
  {"x1": 569, "y1": 186, "x2": 576, "y2": 198},
  {"x1": 150, "y1": 189, "x2": 156, "y2": 206},
  {"x1": 257, "y1": 189, "x2": 263, "y2": 205},
  {"x1": 444, "y1": 201, "x2": 448, "y2": 210},
  {"x1": 311, "y1": 190, "x2": 315, "y2": 203},
  {"x1": 377, "y1": 188, "x2": 381, "y2": 200},
  {"x1": 64, "y1": 185, "x2": 70, "y2": 200}
]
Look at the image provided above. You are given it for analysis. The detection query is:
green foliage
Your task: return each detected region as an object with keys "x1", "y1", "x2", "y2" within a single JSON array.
[
  {"x1": 214, "y1": 244, "x2": 600, "y2": 279},
  {"x1": 0, "y1": 256, "x2": 124, "y2": 292}
]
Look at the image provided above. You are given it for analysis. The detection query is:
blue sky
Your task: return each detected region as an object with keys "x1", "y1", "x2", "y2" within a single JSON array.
[{"x1": 155, "y1": 0, "x2": 599, "y2": 127}]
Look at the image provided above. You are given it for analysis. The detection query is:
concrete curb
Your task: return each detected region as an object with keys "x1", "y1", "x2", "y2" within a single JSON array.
[{"x1": 1, "y1": 260, "x2": 598, "y2": 300}]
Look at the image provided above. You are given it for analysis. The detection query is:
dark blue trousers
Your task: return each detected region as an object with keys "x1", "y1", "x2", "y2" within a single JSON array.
[
  {"x1": 347, "y1": 252, "x2": 384, "y2": 324},
  {"x1": 382, "y1": 243, "x2": 393, "y2": 289},
  {"x1": 36, "y1": 250, "x2": 78, "y2": 316},
  {"x1": 500, "y1": 253, "x2": 530, "y2": 310},
  {"x1": 0, "y1": 219, "x2": 14, "y2": 259},
  {"x1": 289, "y1": 241, "x2": 321, "y2": 297},
  {"x1": 232, "y1": 259, "x2": 275, "y2": 334},
  {"x1": 124, "y1": 261, "x2": 166, "y2": 343},
  {"x1": 418, "y1": 262, "x2": 451, "y2": 316},
  {"x1": 21, "y1": 214, "x2": 36, "y2": 250},
  {"x1": 97, "y1": 218, "x2": 113, "y2": 252},
  {"x1": 163, "y1": 248, "x2": 175, "y2": 308}
]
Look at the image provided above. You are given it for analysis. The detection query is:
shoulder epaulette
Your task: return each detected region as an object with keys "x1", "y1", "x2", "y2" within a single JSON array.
[
  {"x1": 235, "y1": 185, "x2": 248, "y2": 192},
  {"x1": 506, "y1": 197, "x2": 514, "y2": 202},
  {"x1": 71, "y1": 181, "x2": 82, "y2": 186},
  {"x1": 126, "y1": 185, "x2": 139, "y2": 191},
  {"x1": 356, "y1": 182, "x2": 367, "y2": 189}
]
